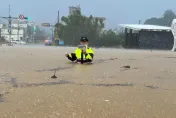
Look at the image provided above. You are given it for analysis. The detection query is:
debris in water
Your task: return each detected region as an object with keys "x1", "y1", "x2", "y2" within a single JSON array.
[
  {"x1": 91, "y1": 83, "x2": 134, "y2": 87},
  {"x1": 0, "y1": 91, "x2": 9, "y2": 103},
  {"x1": 94, "y1": 58, "x2": 118, "y2": 64},
  {"x1": 144, "y1": 85, "x2": 159, "y2": 89},
  {"x1": 11, "y1": 80, "x2": 74, "y2": 88},
  {"x1": 120, "y1": 65, "x2": 133, "y2": 71},
  {"x1": 0, "y1": 95, "x2": 4, "y2": 102},
  {"x1": 51, "y1": 70, "x2": 57, "y2": 79},
  {"x1": 36, "y1": 66, "x2": 73, "y2": 72},
  {"x1": 110, "y1": 58, "x2": 118, "y2": 60},
  {"x1": 128, "y1": 58, "x2": 136, "y2": 60},
  {"x1": 167, "y1": 56, "x2": 176, "y2": 58},
  {"x1": 11, "y1": 78, "x2": 18, "y2": 88},
  {"x1": 122, "y1": 65, "x2": 130, "y2": 68},
  {"x1": 120, "y1": 66, "x2": 139, "y2": 72}
]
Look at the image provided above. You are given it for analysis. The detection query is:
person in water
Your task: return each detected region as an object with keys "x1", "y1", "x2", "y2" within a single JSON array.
[{"x1": 65, "y1": 36, "x2": 94, "y2": 63}]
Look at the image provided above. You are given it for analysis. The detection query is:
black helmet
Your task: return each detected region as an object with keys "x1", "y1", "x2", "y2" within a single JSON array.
[{"x1": 80, "y1": 36, "x2": 88, "y2": 42}]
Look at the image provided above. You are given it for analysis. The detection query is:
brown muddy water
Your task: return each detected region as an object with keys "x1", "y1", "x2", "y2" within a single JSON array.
[{"x1": 0, "y1": 45, "x2": 176, "y2": 118}]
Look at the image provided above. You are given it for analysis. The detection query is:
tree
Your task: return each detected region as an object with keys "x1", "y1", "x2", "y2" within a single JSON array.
[
  {"x1": 55, "y1": 10, "x2": 122, "y2": 47},
  {"x1": 144, "y1": 10, "x2": 176, "y2": 26},
  {"x1": 96, "y1": 30, "x2": 122, "y2": 47},
  {"x1": 162, "y1": 10, "x2": 176, "y2": 26},
  {"x1": 55, "y1": 10, "x2": 105, "y2": 45}
]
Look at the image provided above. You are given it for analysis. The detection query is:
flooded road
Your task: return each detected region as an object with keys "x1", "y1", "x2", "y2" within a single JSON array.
[{"x1": 0, "y1": 45, "x2": 176, "y2": 118}]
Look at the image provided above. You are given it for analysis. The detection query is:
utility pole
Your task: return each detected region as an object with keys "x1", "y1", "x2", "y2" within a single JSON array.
[
  {"x1": 33, "y1": 24, "x2": 36, "y2": 43},
  {"x1": 57, "y1": 10, "x2": 60, "y2": 24},
  {"x1": 17, "y1": 19, "x2": 20, "y2": 40},
  {"x1": 8, "y1": 5, "x2": 12, "y2": 45},
  {"x1": 0, "y1": 5, "x2": 17, "y2": 45},
  {"x1": 50, "y1": 25, "x2": 54, "y2": 42},
  {"x1": 51, "y1": 28, "x2": 53, "y2": 42},
  {"x1": 57, "y1": 10, "x2": 60, "y2": 40},
  {"x1": 0, "y1": 6, "x2": 30, "y2": 45}
]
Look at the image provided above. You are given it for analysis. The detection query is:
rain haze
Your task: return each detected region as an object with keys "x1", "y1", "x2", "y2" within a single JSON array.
[
  {"x1": 0, "y1": 0, "x2": 176, "y2": 28},
  {"x1": 1, "y1": 0, "x2": 176, "y2": 118}
]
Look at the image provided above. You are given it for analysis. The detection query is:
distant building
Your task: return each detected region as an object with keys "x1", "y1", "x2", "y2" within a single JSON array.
[
  {"x1": 1, "y1": 29, "x2": 24, "y2": 41},
  {"x1": 68, "y1": 5, "x2": 106, "y2": 22},
  {"x1": 67, "y1": 5, "x2": 106, "y2": 29},
  {"x1": 69, "y1": 5, "x2": 81, "y2": 15},
  {"x1": 0, "y1": 19, "x2": 27, "y2": 41}
]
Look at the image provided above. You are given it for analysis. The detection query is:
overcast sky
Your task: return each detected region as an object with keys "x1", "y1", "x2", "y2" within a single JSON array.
[{"x1": 0, "y1": 0, "x2": 176, "y2": 28}]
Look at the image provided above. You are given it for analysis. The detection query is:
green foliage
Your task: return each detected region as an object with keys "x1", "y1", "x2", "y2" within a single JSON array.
[
  {"x1": 144, "y1": 10, "x2": 176, "y2": 26},
  {"x1": 55, "y1": 10, "x2": 122, "y2": 47},
  {"x1": 95, "y1": 30, "x2": 122, "y2": 46}
]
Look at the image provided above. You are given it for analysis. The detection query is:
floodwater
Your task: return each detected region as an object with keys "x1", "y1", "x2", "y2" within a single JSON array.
[{"x1": 0, "y1": 45, "x2": 176, "y2": 118}]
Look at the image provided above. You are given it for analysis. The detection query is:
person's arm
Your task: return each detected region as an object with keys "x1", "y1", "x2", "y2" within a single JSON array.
[
  {"x1": 66, "y1": 48, "x2": 78, "y2": 61},
  {"x1": 83, "y1": 48, "x2": 94, "y2": 63},
  {"x1": 66, "y1": 53, "x2": 77, "y2": 61},
  {"x1": 86, "y1": 48, "x2": 94, "y2": 60}
]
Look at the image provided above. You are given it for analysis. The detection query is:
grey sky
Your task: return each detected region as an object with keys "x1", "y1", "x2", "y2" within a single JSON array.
[{"x1": 0, "y1": 0, "x2": 176, "y2": 28}]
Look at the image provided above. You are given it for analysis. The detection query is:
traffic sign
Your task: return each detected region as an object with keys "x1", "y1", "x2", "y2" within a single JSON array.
[
  {"x1": 19, "y1": 14, "x2": 24, "y2": 20},
  {"x1": 24, "y1": 17, "x2": 30, "y2": 21},
  {"x1": 41, "y1": 23, "x2": 50, "y2": 27}
]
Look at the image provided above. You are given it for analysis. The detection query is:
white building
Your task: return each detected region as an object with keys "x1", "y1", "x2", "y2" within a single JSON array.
[
  {"x1": 1, "y1": 28, "x2": 24, "y2": 41},
  {"x1": 69, "y1": 5, "x2": 81, "y2": 15},
  {"x1": 0, "y1": 20, "x2": 27, "y2": 41}
]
